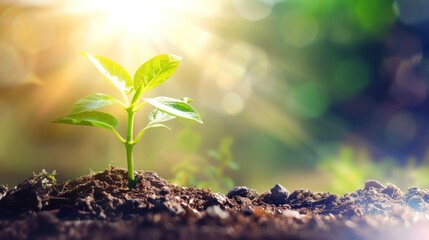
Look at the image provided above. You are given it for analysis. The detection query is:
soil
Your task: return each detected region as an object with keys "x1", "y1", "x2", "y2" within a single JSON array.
[{"x1": 0, "y1": 167, "x2": 429, "y2": 240}]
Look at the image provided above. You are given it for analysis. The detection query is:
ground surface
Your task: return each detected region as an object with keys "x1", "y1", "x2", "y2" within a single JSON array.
[{"x1": 0, "y1": 167, "x2": 429, "y2": 240}]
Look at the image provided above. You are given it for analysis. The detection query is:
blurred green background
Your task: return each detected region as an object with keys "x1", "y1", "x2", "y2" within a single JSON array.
[{"x1": 1, "y1": 0, "x2": 429, "y2": 194}]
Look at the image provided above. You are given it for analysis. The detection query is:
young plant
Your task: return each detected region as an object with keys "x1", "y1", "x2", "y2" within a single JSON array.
[
  {"x1": 53, "y1": 53, "x2": 203, "y2": 188},
  {"x1": 172, "y1": 134, "x2": 239, "y2": 193}
]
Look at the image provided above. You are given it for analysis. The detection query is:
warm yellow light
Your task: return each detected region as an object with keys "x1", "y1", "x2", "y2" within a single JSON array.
[
  {"x1": 62, "y1": 0, "x2": 221, "y2": 58},
  {"x1": 69, "y1": 0, "x2": 178, "y2": 33}
]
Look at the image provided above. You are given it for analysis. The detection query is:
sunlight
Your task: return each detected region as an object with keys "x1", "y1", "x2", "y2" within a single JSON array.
[
  {"x1": 76, "y1": 0, "x2": 178, "y2": 33},
  {"x1": 60, "y1": 0, "x2": 223, "y2": 63}
]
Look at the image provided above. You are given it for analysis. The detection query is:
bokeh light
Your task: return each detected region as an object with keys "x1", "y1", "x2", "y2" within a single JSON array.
[
  {"x1": 288, "y1": 81, "x2": 329, "y2": 119},
  {"x1": 222, "y1": 92, "x2": 244, "y2": 115},
  {"x1": 233, "y1": 0, "x2": 275, "y2": 21},
  {"x1": 385, "y1": 112, "x2": 417, "y2": 147},
  {"x1": 280, "y1": 10, "x2": 319, "y2": 48}
]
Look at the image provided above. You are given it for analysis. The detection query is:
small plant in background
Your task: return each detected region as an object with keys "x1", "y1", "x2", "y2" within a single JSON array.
[
  {"x1": 319, "y1": 146, "x2": 375, "y2": 194},
  {"x1": 172, "y1": 133, "x2": 239, "y2": 193},
  {"x1": 204, "y1": 137, "x2": 239, "y2": 190},
  {"x1": 319, "y1": 145, "x2": 429, "y2": 194},
  {"x1": 32, "y1": 169, "x2": 57, "y2": 189},
  {"x1": 53, "y1": 53, "x2": 203, "y2": 188}
]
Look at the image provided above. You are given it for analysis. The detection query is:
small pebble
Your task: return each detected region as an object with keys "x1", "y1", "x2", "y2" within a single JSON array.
[
  {"x1": 204, "y1": 193, "x2": 229, "y2": 209},
  {"x1": 226, "y1": 186, "x2": 258, "y2": 199},
  {"x1": 262, "y1": 184, "x2": 290, "y2": 206},
  {"x1": 160, "y1": 186, "x2": 170, "y2": 195},
  {"x1": 364, "y1": 180, "x2": 385, "y2": 191},
  {"x1": 270, "y1": 184, "x2": 290, "y2": 205}
]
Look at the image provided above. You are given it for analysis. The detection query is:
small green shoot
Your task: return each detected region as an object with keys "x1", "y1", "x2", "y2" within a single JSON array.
[
  {"x1": 53, "y1": 53, "x2": 203, "y2": 188},
  {"x1": 33, "y1": 169, "x2": 57, "y2": 189},
  {"x1": 172, "y1": 136, "x2": 238, "y2": 193}
]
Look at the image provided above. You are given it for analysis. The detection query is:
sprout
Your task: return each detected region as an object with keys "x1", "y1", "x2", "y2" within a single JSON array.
[{"x1": 53, "y1": 53, "x2": 202, "y2": 188}]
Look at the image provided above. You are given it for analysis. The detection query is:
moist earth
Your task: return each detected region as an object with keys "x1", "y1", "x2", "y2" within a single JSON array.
[{"x1": 0, "y1": 167, "x2": 428, "y2": 240}]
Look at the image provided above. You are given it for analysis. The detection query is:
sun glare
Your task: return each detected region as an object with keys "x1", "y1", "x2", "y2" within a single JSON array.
[
  {"x1": 61, "y1": 0, "x2": 222, "y2": 61},
  {"x1": 81, "y1": 0, "x2": 178, "y2": 31}
]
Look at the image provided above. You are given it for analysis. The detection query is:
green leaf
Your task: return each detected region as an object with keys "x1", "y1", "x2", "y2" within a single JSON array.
[
  {"x1": 144, "y1": 97, "x2": 203, "y2": 124},
  {"x1": 71, "y1": 93, "x2": 118, "y2": 114},
  {"x1": 208, "y1": 150, "x2": 221, "y2": 160},
  {"x1": 52, "y1": 111, "x2": 118, "y2": 130},
  {"x1": 83, "y1": 52, "x2": 134, "y2": 95},
  {"x1": 143, "y1": 109, "x2": 176, "y2": 131},
  {"x1": 226, "y1": 161, "x2": 239, "y2": 170},
  {"x1": 149, "y1": 109, "x2": 176, "y2": 123},
  {"x1": 134, "y1": 54, "x2": 181, "y2": 93}
]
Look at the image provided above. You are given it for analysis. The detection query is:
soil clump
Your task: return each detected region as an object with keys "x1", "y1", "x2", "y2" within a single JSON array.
[{"x1": 0, "y1": 167, "x2": 428, "y2": 240}]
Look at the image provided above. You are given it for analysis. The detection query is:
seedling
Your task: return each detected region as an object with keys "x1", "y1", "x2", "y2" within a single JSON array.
[
  {"x1": 33, "y1": 169, "x2": 57, "y2": 189},
  {"x1": 172, "y1": 134, "x2": 239, "y2": 193},
  {"x1": 53, "y1": 53, "x2": 203, "y2": 188}
]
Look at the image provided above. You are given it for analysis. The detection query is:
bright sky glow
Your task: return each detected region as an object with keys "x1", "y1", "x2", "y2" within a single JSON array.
[
  {"x1": 61, "y1": 0, "x2": 222, "y2": 59},
  {"x1": 75, "y1": 0, "x2": 181, "y2": 32}
]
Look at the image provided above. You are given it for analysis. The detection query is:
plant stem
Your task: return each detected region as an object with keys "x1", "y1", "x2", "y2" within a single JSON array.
[
  {"x1": 125, "y1": 108, "x2": 137, "y2": 188},
  {"x1": 125, "y1": 143, "x2": 136, "y2": 188}
]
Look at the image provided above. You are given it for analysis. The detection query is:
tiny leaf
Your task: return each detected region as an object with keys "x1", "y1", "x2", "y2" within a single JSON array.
[
  {"x1": 53, "y1": 111, "x2": 118, "y2": 130},
  {"x1": 143, "y1": 109, "x2": 175, "y2": 131},
  {"x1": 83, "y1": 52, "x2": 134, "y2": 95},
  {"x1": 71, "y1": 93, "x2": 118, "y2": 114},
  {"x1": 181, "y1": 97, "x2": 193, "y2": 103},
  {"x1": 226, "y1": 161, "x2": 239, "y2": 170},
  {"x1": 208, "y1": 150, "x2": 221, "y2": 160},
  {"x1": 144, "y1": 97, "x2": 203, "y2": 124},
  {"x1": 149, "y1": 109, "x2": 176, "y2": 123},
  {"x1": 134, "y1": 54, "x2": 181, "y2": 93}
]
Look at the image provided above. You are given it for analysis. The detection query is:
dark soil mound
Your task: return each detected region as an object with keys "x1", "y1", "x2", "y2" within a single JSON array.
[{"x1": 0, "y1": 167, "x2": 428, "y2": 240}]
